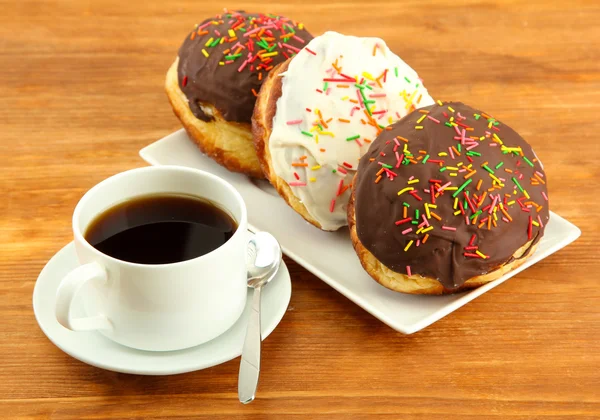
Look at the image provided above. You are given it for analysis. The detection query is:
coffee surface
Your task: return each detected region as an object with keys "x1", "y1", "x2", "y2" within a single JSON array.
[{"x1": 85, "y1": 194, "x2": 237, "y2": 264}]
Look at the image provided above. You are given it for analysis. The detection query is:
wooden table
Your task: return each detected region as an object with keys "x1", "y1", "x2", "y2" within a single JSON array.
[{"x1": 2, "y1": 1, "x2": 599, "y2": 418}]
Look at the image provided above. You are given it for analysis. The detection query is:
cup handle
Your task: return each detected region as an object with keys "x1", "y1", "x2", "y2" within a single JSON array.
[{"x1": 55, "y1": 261, "x2": 112, "y2": 332}]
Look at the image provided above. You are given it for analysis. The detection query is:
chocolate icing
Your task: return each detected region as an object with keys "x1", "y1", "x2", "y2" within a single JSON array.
[
  {"x1": 177, "y1": 11, "x2": 313, "y2": 124},
  {"x1": 354, "y1": 102, "x2": 549, "y2": 291}
]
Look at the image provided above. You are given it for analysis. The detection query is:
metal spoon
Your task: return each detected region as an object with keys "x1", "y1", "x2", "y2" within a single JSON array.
[{"x1": 238, "y1": 231, "x2": 282, "y2": 404}]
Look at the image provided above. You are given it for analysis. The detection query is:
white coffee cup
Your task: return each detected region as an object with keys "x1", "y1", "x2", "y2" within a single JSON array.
[{"x1": 55, "y1": 166, "x2": 248, "y2": 351}]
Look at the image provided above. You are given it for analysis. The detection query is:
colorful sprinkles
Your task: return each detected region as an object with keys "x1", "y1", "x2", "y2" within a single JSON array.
[
  {"x1": 281, "y1": 36, "x2": 431, "y2": 220},
  {"x1": 365, "y1": 101, "x2": 547, "y2": 277},
  {"x1": 181, "y1": 10, "x2": 309, "y2": 95}
]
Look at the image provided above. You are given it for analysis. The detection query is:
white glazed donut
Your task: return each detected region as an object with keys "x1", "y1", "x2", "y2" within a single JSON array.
[{"x1": 253, "y1": 31, "x2": 435, "y2": 230}]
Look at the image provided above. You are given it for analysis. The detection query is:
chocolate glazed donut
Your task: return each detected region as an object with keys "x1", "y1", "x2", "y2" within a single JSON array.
[
  {"x1": 351, "y1": 101, "x2": 549, "y2": 293},
  {"x1": 177, "y1": 11, "x2": 313, "y2": 123},
  {"x1": 166, "y1": 10, "x2": 313, "y2": 178}
]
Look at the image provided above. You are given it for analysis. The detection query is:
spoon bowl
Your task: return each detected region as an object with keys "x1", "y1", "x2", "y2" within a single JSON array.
[{"x1": 246, "y1": 231, "x2": 282, "y2": 288}]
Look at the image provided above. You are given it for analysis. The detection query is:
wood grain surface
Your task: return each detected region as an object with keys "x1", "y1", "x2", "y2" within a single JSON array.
[{"x1": 1, "y1": 0, "x2": 599, "y2": 418}]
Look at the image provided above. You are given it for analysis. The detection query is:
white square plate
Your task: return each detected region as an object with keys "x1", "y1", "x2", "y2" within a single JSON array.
[{"x1": 140, "y1": 129, "x2": 581, "y2": 334}]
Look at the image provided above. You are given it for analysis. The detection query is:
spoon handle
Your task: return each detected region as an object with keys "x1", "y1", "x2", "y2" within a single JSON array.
[{"x1": 238, "y1": 285, "x2": 262, "y2": 404}]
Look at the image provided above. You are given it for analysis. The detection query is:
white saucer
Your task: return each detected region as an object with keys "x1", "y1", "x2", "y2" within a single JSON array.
[{"x1": 33, "y1": 241, "x2": 291, "y2": 375}]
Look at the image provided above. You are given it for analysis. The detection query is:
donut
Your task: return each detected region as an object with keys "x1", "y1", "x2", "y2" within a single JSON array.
[
  {"x1": 252, "y1": 31, "x2": 435, "y2": 230},
  {"x1": 348, "y1": 101, "x2": 550, "y2": 294},
  {"x1": 166, "y1": 10, "x2": 313, "y2": 178}
]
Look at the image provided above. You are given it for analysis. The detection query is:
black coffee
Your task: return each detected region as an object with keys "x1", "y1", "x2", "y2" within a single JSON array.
[{"x1": 85, "y1": 194, "x2": 237, "y2": 264}]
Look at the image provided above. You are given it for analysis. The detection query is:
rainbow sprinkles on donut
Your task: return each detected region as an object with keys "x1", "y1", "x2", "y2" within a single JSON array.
[
  {"x1": 349, "y1": 101, "x2": 550, "y2": 294},
  {"x1": 252, "y1": 31, "x2": 435, "y2": 231}
]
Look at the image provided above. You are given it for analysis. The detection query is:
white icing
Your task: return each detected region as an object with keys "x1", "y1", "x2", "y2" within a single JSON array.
[{"x1": 268, "y1": 31, "x2": 434, "y2": 230}]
